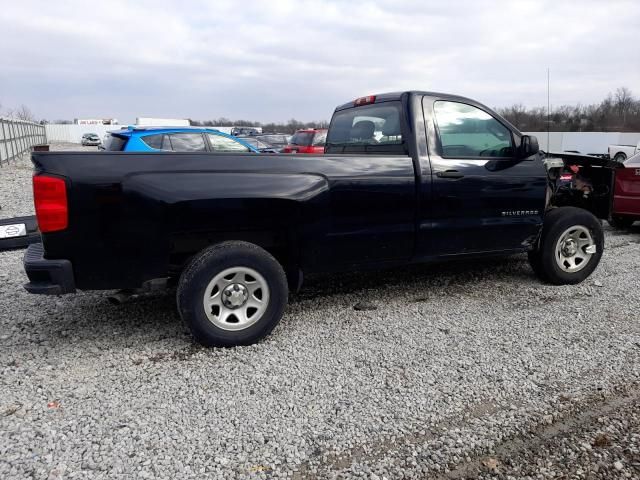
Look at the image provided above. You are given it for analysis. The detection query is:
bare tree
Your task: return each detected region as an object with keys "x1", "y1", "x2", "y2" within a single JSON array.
[
  {"x1": 14, "y1": 104, "x2": 36, "y2": 122},
  {"x1": 614, "y1": 87, "x2": 634, "y2": 126}
]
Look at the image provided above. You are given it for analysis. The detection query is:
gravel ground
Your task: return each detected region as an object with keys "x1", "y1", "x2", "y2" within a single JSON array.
[
  {"x1": 0, "y1": 143, "x2": 97, "y2": 220},
  {"x1": 1, "y1": 147, "x2": 639, "y2": 479}
]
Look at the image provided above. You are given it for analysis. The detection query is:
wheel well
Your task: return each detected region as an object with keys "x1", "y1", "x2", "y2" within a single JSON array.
[{"x1": 169, "y1": 233, "x2": 302, "y2": 292}]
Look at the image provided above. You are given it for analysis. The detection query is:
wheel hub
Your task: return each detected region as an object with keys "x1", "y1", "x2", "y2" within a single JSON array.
[
  {"x1": 222, "y1": 283, "x2": 249, "y2": 309},
  {"x1": 561, "y1": 238, "x2": 578, "y2": 257},
  {"x1": 554, "y1": 225, "x2": 595, "y2": 273},
  {"x1": 203, "y1": 266, "x2": 270, "y2": 332}
]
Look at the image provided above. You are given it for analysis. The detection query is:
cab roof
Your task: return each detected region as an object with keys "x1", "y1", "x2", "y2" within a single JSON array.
[{"x1": 334, "y1": 91, "x2": 483, "y2": 112}]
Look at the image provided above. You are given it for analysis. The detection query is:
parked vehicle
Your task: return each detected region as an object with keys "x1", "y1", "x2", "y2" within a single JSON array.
[
  {"x1": 255, "y1": 134, "x2": 291, "y2": 149},
  {"x1": 282, "y1": 129, "x2": 327, "y2": 154},
  {"x1": 608, "y1": 152, "x2": 640, "y2": 228},
  {"x1": 24, "y1": 91, "x2": 612, "y2": 347},
  {"x1": 237, "y1": 136, "x2": 280, "y2": 153},
  {"x1": 231, "y1": 126, "x2": 261, "y2": 136},
  {"x1": 101, "y1": 127, "x2": 258, "y2": 153},
  {"x1": 609, "y1": 140, "x2": 640, "y2": 162},
  {"x1": 81, "y1": 133, "x2": 101, "y2": 146}
]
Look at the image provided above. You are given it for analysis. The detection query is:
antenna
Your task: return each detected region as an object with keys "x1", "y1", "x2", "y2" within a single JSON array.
[{"x1": 547, "y1": 67, "x2": 550, "y2": 157}]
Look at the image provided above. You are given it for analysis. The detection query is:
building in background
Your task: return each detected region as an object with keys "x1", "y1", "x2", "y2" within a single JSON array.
[{"x1": 74, "y1": 118, "x2": 119, "y2": 125}]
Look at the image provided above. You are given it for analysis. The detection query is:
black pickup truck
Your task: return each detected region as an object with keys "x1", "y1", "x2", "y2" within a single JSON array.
[{"x1": 24, "y1": 91, "x2": 613, "y2": 347}]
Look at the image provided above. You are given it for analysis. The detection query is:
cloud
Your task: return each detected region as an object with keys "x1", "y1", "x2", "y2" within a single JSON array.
[{"x1": 0, "y1": 0, "x2": 638, "y2": 122}]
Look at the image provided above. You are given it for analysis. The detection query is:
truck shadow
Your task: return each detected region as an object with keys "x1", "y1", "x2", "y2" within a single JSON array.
[
  {"x1": 29, "y1": 254, "x2": 535, "y2": 350},
  {"x1": 290, "y1": 254, "x2": 534, "y2": 305}
]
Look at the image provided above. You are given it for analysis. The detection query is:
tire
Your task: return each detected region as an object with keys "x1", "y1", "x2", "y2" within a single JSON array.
[
  {"x1": 607, "y1": 216, "x2": 635, "y2": 229},
  {"x1": 613, "y1": 152, "x2": 627, "y2": 163},
  {"x1": 529, "y1": 207, "x2": 604, "y2": 285},
  {"x1": 177, "y1": 241, "x2": 288, "y2": 347}
]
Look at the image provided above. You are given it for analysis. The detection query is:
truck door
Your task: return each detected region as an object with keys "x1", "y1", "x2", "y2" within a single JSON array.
[{"x1": 421, "y1": 97, "x2": 547, "y2": 256}]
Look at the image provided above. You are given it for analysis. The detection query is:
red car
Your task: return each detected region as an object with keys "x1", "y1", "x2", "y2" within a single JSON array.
[
  {"x1": 282, "y1": 129, "x2": 327, "y2": 154},
  {"x1": 610, "y1": 152, "x2": 640, "y2": 228}
]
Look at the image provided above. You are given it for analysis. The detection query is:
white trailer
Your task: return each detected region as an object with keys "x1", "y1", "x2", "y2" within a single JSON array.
[{"x1": 136, "y1": 117, "x2": 190, "y2": 127}]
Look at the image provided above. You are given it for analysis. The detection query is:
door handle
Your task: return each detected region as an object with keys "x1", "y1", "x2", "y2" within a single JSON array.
[{"x1": 436, "y1": 170, "x2": 464, "y2": 179}]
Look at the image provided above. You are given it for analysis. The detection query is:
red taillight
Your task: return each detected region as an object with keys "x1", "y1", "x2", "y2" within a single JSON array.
[
  {"x1": 354, "y1": 95, "x2": 376, "y2": 106},
  {"x1": 33, "y1": 175, "x2": 68, "y2": 233}
]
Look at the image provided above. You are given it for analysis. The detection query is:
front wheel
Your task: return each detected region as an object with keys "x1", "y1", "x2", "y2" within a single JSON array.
[
  {"x1": 529, "y1": 207, "x2": 604, "y2": 285},
  {"x1": 177, "y1": 241, "x2": 288, "y2": 347}
]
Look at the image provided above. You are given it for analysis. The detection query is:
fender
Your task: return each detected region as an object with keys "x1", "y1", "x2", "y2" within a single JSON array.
[{"x1": 122, "y1": 171, "x2": 330, "y2": 271}]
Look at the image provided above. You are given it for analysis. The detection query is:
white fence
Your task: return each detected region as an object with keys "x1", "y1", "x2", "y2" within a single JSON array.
[
  {"x1": 45, "y1": 124, "x2": 126, "y2": 144},
  {"x1": 0, "y1": 118, "x2": 47, "y2": 166},
  {"x1": 525, "y1": 131, "x2": 640, "y2": 155}
]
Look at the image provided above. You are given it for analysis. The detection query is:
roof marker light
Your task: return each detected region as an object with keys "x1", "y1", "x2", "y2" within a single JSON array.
[{"x1": 354, "y1": 95, "x2": 376, "y2": 106}]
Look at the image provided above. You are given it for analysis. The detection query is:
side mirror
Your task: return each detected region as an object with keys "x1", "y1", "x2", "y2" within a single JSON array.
[{"x1": 519, "y1": 135, "x2": 539, "y2": 158}]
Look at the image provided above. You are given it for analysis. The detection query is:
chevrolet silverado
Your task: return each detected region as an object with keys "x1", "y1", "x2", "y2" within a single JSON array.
[{"x1": 24, "y1": 91, "x2": 613, "y2": 346}]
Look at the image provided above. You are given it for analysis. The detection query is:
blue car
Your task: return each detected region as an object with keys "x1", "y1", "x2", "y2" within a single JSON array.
[{"x1": 101, "y1": 127, "x2": 259, "y2": 153}]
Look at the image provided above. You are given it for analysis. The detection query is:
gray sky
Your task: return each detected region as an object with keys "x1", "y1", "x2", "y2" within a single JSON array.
[{"x1": 1, "y1": 0, "x2": 638, "y2": 123}]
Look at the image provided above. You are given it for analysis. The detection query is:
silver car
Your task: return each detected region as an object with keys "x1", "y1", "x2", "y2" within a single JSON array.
[{"x1": 81, "y1": 133, "x2": 102, "y2": 146}]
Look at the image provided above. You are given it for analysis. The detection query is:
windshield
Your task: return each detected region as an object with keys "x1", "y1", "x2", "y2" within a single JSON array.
[
  {"x1": 326, "y1": 102, "x2": 405, "y2": 154},
  {"x1": 290, "y1": 132, "x2": 314, "y2": 146}
]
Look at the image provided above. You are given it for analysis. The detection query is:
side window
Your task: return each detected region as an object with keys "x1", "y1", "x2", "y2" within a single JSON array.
[
  {"x1": 207, "y1": 134, "x2": 251, "y2": 152},
  {"x1": 434, "y1": 101, "x2": 514, "y2": 158},
  {"x1": 168, "y1": 133, "x2": 207, "y2": 152},
  {"x1": 141, "y1": 134, "x2": 164, "y2": 150}
]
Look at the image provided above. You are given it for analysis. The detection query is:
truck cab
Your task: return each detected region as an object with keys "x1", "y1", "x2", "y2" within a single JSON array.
[{"x1": 326, "y1": 92, "x2": 546, "y2": 257}]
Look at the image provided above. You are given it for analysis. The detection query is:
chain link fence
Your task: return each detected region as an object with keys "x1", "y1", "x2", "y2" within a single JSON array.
[{"x1": 0, "y1": 118, "x2": 47, "y2": 167}]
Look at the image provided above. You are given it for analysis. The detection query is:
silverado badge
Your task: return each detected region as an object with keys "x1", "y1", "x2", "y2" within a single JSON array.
[{"x1": 501, "y1": 210, "x2": 539, "y2": 216}]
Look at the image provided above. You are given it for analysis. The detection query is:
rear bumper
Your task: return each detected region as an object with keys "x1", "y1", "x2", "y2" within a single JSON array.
[{"x1": 23, "y1": 243, "x2": 76, "y2": 294}]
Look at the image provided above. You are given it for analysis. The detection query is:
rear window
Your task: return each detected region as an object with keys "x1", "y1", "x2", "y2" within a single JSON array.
[
  {"x1": 326, "y1": 102, "x2": 405, "y2": 154},
  {"x1": 290, "y1": 132, "x2": 314, "y2": 146},
  {"x1": 103, "y1": 134, "x2": 128, "y2": 151},
  {"x1": 312, "y1": 131, "x2": 327, "y2": 146}
]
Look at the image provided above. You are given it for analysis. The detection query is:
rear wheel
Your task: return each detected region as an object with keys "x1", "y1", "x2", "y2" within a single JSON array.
[
  {"x1": 529, "y1": 207, "x2": 604, "y2": 285},
  {"x1": 177, "y1": 241, "x2": 288, "y2": 347},
  {"x1": 613, "y1": 152, "x2": 627, "y2": 163},
  {"x1": 607, "y1": 216, "x2": 635, "y2": 229}
]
